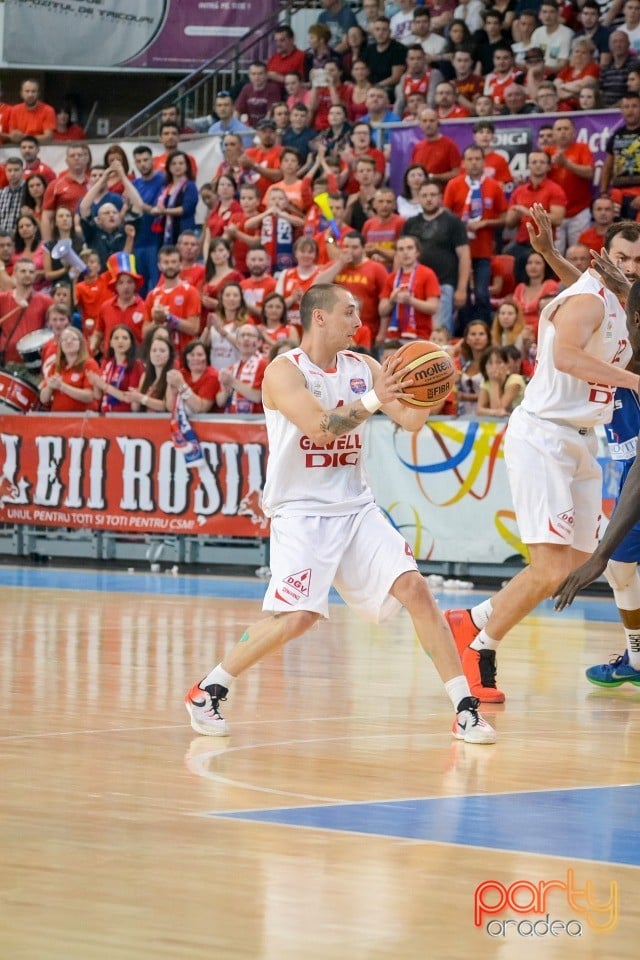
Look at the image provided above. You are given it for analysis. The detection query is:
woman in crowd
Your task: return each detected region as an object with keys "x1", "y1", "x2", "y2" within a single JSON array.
[
  {"x1": 202, "y1": 281, "x2": 248, "y2": 371},
  {"x1": 490, "y1": 299, "x2": 527, "y2": 350},
  {"x1": 43, "y1": 205, "x2": 84, "y2": 289},
  {"x1": 284, "y1": 72, "x2": 313, "y2": 111},
  {"x1": 554, "y1": 38, "x2": 600, "y2": 110},
  {"x1": 53, "y1": 103, "x2": 86, "y2": 141},
  {"x1": 309, "y1": 61, "x2": 354, "y2": 131},
  {"x1": 455, "y1": 320, "x2": 491, "y2": 415},
  {"x1": 438, "y1": 19, "x2": 476, "y2": 73},
  {"x1": 349, "y1": 59, "x2": 374, "y2": 122},
  {"x1": 13, "y1": 213, "x2": 47, "y2": 291},
  {"x1": 102, "y1": 144, "x2": 132, "y2": 194},
  {"x1": 201, "y1": 238, "x2": 244, "y2": 319},
  {"x1": 39, "y1": 326, "x2": 99, "y2": 412},
  {"x1": 90, "y1": 324, "x2": 144, "y2": 413},
  {"x1": 313, "y1": 103, "x2": 352, "y2": 157},
  {"x1": 256, "y1": 293, "x2": 300, "y2": 355},
  {"x1": 397, "y1": 164, "x2": 428, "y2": 219},
  {"x1": 167, "y1": 339, "x2": 221, "y2": 414},
  {"x1": 578, "y1": 81, "x2": 601, "y2": 110},
  {"x1": 202, "y1": 174, "x2": 241, "y2": 261},
  {"x1": 512, "y1": 251, "x2": 559, "y2": 337},
  {"x1": 476, "y1": 345, "x2": 526, "y2": 417},
  {"x1": 304, "y1": 23, "x2": 340, "y2": 86},
  {"x1": 154, "y1": 150, "x2": 199, "y2": 245},
  {"x1": 342, "y1": 26, "x2": 369, "y2": 80},
  {"x1": 128, "y1": 334, "x2": 176, "y2": 412},
  {"x1": 21, "y1": 173, "x2": 48, "y2": 222}
]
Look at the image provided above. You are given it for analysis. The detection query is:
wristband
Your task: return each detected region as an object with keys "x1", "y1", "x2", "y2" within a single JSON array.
[
  {"x1": 361, "y1": 388, "x2": 382, "y2": 413},
  {"x1": 182, "y1": 387, "x2": 194, "y2": 401},
  {"x1": 140, "y1": 395, "x2": 148, "y2": 406},
  {"x1": 167, "y1": 313, "x2": 180, "y2": 331}
]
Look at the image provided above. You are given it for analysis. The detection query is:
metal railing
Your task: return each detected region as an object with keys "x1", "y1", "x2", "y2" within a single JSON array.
[{"x1": 109, "y1": 3, "x2": 307, "y2": 141}]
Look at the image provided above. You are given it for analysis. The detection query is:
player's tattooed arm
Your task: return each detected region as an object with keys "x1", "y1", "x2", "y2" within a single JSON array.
[{"x1": 319, "y1": 402, "x2": 369, "y2": 437}]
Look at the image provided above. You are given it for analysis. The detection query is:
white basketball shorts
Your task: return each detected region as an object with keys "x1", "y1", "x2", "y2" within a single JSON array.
[
  {"x1": 504, "y1": 406, "x2": 602, "y2": 553},
  {"x1": 263, "y1": 502, "x2": 419, "y2": 622}
]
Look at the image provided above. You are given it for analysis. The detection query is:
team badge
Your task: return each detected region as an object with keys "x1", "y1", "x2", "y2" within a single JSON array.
[{"x1": 350, "y1": 377, "x2": 367, "y2": 394}]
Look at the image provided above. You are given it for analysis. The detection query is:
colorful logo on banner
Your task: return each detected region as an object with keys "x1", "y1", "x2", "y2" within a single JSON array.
[{"x1": 388, "y1": 420, "x2": 528, "y2": 561}]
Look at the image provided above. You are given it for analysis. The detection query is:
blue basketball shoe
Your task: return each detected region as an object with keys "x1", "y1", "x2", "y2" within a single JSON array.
[{"x1": 586, "y1": 651, "x2": 640, "y2": 687}]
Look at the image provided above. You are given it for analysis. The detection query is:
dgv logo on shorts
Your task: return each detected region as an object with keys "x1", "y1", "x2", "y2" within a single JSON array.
[{"x1": 275, "y1": 568, "x2": 311, "y2": 605}]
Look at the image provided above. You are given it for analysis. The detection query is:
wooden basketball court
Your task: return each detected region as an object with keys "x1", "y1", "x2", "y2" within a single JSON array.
[{"x1": 1, "y1": 566, "x2": 639, "y2": 959}]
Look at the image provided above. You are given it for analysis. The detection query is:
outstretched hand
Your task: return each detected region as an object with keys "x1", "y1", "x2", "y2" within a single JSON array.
[
  {"x1": 553, "y1": 554, "x2": 608, "y2": 610},
  {"x1": 525, "y1": 203, "x2": 554, "y2": 256},
  {"x1": 589, "y1": 246, "x2": 631, "y2": 303}
]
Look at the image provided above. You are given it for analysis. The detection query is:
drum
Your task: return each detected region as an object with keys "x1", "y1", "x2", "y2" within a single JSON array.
[
  {"x1": 0, "y1": 370, "x2": 39, "y2": 412},
  {"x1": 17, "y1": 328, "x2": 55, "y2": 371}
]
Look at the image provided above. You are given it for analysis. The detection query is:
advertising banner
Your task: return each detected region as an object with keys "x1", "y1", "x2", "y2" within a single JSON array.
[
  {"x1": 390, "y1": 110, "x2": 619, "y2": 196},
  {"x1": 0, "y1": 414, "x2": 270, "y2": 537},
  {"x1": 0, "y1": 415, "x2": 616, "y2": 562},
  {"x1": 3, "y1": 0, "x2": 278, "y2": 70}
]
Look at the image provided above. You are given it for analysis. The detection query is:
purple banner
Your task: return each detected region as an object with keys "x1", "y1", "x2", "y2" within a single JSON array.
[
  {"x1": 3, "y1": 0, "x2": 278, "y2": 71},
  {"x1": 390, "y1": 110, "x2": 620, "y2": 196}
]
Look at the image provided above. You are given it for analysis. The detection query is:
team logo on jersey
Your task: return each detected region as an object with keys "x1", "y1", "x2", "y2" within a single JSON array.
[
  {"x1": 310, "y1": 378, "x2": 323, "y2": 399},
  {"x1": 175, "y1": 295, "x2": 184, "y2": 306},
  {"x1": 350, "y1": 377, "x2": 367, "y2": 394},
  {"x1": 275, "y1": 568, "x2": 311, "y2": 605}
]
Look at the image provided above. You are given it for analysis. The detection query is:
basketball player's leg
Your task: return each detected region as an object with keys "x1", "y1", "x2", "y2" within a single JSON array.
[
  {"x1": 186, "y1": 514, "x2": 337, "y2": 736},
  {"x1": 335, "y1": 507, "x2": 496, "y2": 742},
  {"x1": 447, "y1": 411, "x2": 600, "y2": 699}
]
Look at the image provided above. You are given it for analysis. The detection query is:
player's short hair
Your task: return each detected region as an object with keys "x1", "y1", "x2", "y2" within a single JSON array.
[
  {"x1": 604, "y1": 221, "x2": 640, "y2": 250},
  {"x1": 300, "y1": 284, "x2": 343, "y2": 331}
]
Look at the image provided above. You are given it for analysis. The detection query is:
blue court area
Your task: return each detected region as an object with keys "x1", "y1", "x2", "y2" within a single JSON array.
[
  {"x1": 215, "y1": 785, "x2": 640, "y2": 866},
  {"x1": 0, "y1": 564, "x2": 623, "y2": 621}
]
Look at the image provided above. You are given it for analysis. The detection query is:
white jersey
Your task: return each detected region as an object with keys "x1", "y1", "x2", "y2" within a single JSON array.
[
  {"x1": 262, "y1": 348, "x2": 376, "y2": 518},
  {"x1": 521, "y1": 270, "x2": 631, "y2": 428}
]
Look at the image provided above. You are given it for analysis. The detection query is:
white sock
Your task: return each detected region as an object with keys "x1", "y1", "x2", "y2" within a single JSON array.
[
  {"x1": 445, "y1": 676, "x2": 471, "y2": 710},
  {"x1": 625, "y1": 629, "x2": 640, "y2": 669},
  {"x1": 201, "y1": 664, "x2": 236, "y2": 690},
  {"x1": 470, "y1": 629, "x2": 500, "y2": 652},
  {"x1": 470, "y1": 599, "x2": 493, "y2": 630}
]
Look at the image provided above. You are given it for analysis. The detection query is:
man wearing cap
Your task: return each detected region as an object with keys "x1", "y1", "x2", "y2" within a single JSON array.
[
  {"x1": 240, "y1": 120, "x2": 283, "y2": 199},
  {"x1": 91, "y1": 253, "x2": 146, "y2": 355}
]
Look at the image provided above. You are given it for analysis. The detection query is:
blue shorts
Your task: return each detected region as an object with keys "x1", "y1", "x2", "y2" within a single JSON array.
[{"x1": 611, "y1": 459, "x2": 640, "y2": 563}]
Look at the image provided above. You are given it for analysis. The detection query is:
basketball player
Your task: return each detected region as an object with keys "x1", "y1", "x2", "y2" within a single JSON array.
[
  {"x1": 186, "y1": 284, "x2": 496, "y2": 744},
  {"x1": 554, "y1": 279, "x2": 640, "y2": 686},
  {"x1": 445, "y1": 211, "x2": 640, "y2": 702}
]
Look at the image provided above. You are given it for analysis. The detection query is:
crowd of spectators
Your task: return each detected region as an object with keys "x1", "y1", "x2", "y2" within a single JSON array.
[{"x1": 1, "y1": 0, "x2": 640, "y2": 419}]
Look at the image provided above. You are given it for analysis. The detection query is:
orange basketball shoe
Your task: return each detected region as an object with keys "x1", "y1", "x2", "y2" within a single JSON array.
[
  {"x1": 444, "y1": 608, "x2": 479, "y2": 656},
  {"x1": 444, "y1": 608, "x2": 505, "y2": 703}
]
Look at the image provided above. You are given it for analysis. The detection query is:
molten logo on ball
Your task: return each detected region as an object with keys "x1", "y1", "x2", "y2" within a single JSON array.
[{"x1": 394, "y1": 340, "x2": 457, "y2": 408}]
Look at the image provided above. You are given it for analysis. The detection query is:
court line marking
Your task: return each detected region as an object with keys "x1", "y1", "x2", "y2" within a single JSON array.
[{"x1": 199, "y1": 814, "x2": 640, "y2": 871}]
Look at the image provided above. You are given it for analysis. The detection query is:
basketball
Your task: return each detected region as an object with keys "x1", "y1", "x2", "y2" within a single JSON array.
[{"x1": 394, "y1": 340, "x2": 457, "y2": 408}]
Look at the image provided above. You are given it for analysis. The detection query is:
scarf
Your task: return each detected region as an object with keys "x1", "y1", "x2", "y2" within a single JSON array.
[
  {"x1": 227, "y1": 354, "x2": 262, "y2": 414},
  {"x1": 100, "y1": 359, "x2": 128, "y2": 412},
  {"x1": 154, "y1": 177, "x2": 187, "y2": 244},
  {"x1": 462, "y1": 176, "x2": 484, "y2": 233},
  {"x1": 170, "y1": 393, "x2": 204, "y2": 467},
  {"x1": 387, "y1": 266, "x2": 418, "y2": 339}
]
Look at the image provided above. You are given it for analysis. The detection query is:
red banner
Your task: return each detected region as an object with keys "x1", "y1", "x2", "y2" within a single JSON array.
[{"x1": 0, "y1": 414, "x2": 270, "y2": 538}]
